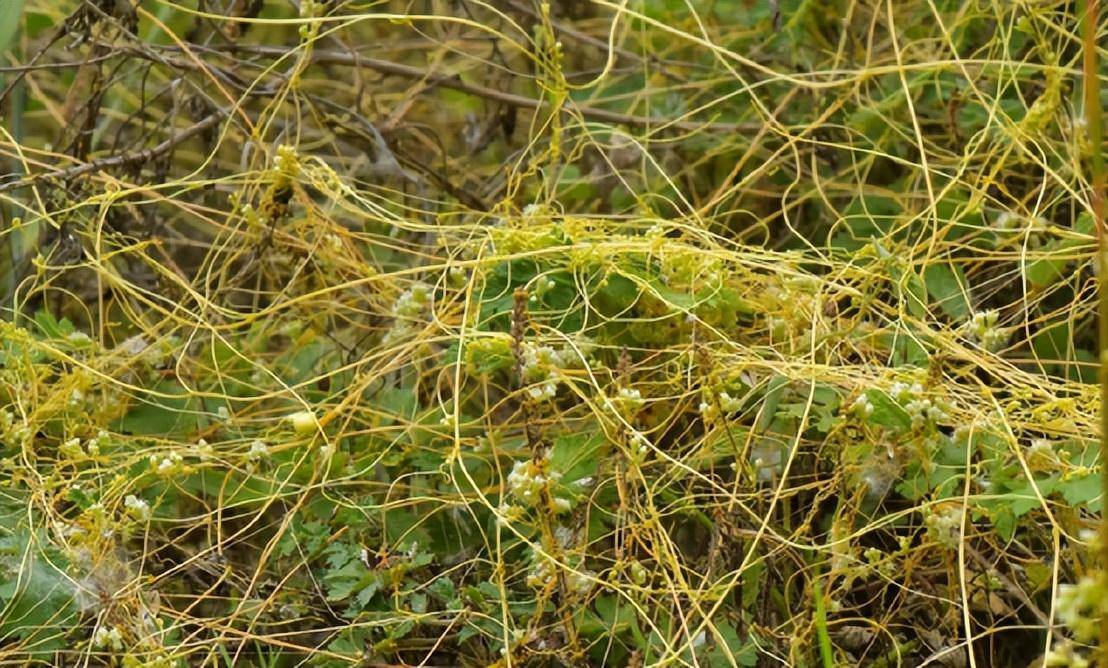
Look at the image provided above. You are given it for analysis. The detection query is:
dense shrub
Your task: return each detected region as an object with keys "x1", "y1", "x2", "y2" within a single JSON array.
[{"x1": 0, "y1": 1, "x2": 1105, "y2": 665}]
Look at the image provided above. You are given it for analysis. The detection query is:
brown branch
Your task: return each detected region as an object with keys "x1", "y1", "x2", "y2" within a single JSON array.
[
  {"x1": 0, "y1": 112, "x2": 226, "y2": 193},
  {"x1": 186, "y1": 44, "x2": 757, "y2": 133},
  {"x1": 0, "y1": 53, "x2": 118, "y2": 73}
]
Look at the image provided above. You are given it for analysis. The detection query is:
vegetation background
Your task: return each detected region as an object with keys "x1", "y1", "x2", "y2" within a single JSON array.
[{"x1": 0, "y1": 0, "x2": 1106, "y2": 666}]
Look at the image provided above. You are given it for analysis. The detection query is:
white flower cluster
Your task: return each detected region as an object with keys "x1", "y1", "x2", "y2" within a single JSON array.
[
  {"x1": 246, "y1": 439, "x2": 269, "y2": 464},
  {"x1": 496, "y1": 502, "x2": 525, "y2": 526},
  {"x1": 889, "y1": 381, "x2": 949, "y2": 428},
  {"x1": 520, "y1": 343, "x2": 577, "y2": 401},
  {"x1": 0, "y1": 410, "x2": 32, "y2": 449},
  {"x1": 89, "y1": 430, "x2": 109, "y2": 455},
  {"x1": 525, "y1": 552, "x2": 594, "y2": 596},
  {"x1": 66, "y1": 330, "x2": 92, "y2": 346},
  {"x1": 613, "y1": 387, "x2": 644, "y2": 415},
  {"x1": 525, "y1": 554, "x2": 556, "y2": 589},
  {"x1": 116, "y1": 334, "x2": 179, "y2": 368},
  {"x1": 718, "y1": 391, "x2": 742, "y2": 412},
  {"x1": 529, "y1": 277, "x2": 557, "y2": 302},
  {"x1": 384, "y1": 282, "x2": 432, "y2": 346},
  {"x1": 628, "y1": 432, "x2": 651, "y2": 461},
  {"x1": 507, "y1": 454, "x2": 560, "y2": 508},
  {"x1": 93, "y1": 625, "x2": 124, "y2": 651},
  {"x1": 521, "y1": 203, "x2": 546, "y2": 222},
  {"x1": 1056, "y1": 575, "x2": 1105, "y2": 642},
  {"x1": 862, "y1": 547, "x2": 894, "y2": 577},
  {"x1": 124, "y1": 494, "x2": 151, "y2": 521},
  {"x1": 698, "y1": 390, "x2": 742, "y2": 420},
  {"x1": 392, "y1": 282, "x2": 432, "y2": 319},
  {"x1": 60, "y1": 437, "x2": 85, "y2": 460},
  {"x1": 923, "y1": 503, "x2": 963, "y2": 549},
  {"x1": 149, "y1": 451, "x2": 184, "y2": 476},
  {"x1": 965, "y1": 310, "x2": 1009, "y2": 352},
  {"x1": 697, "y1": 400, "x2": 715, "y2": 419},
  {"x1": 59, "y1": 431, "x2": 108, "y2": 460},
  {"x1": 323, "y1": 233, "x2": 344, "y2": 253},
  {"x1": 566, "y1": 568, "x2": 595, "y2": 596},
  {"x1": 274, "y1": 144, "x2": 299, "y2": 177},
  {"x1": 1027, "y1": 438, "x2": 1061, "y2": 472},
  {"x1": 888, "y1": 380, "x2": 924, "y2": 403},
  {"x1": 1044, "y1": 642, "x2": 1091, "y2": 668},
  {"x1": 903, "y1": 397, "x2": 949, "y2": 428},
  {"x1": 749, "y1": 440, "x2": 784, "y2": 482},
  {"x1": 993, "y1": 211, "x2": 1048, "y2": 232},
  {"x1": 849, "y1": 393, "x2": 874, "y2": 417},
  {"x1": 765, "y1": 314, "x2": 788, "y2": 337},
  {"x1": 554, "y1": 525, "x2": 578, "y2": 548}
]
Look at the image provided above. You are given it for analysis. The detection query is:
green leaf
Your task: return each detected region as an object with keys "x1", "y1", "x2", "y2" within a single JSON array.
[
  {"x1": 864, "y1": 389, "x2": 912, "y2": 432},
  {"x1": 923, "y1": 262, "x2": 969, "y2": 319},
  {"x1": 756, "y1": 375, "x2": 789, "y2": 432},
  {"x1": 549, "y1": 429, "x2": 606, "y2": 485},
  {"x1": 1031, "y1": 321, "x2": 1096, "y2": 382},
  {"x1": 704, "y1": 623, "x2": 758, "y2": 667},
  {"x1": 1024, "y1": 213, "x2": 1095, "y2": 289},
  {"x1": 31, "y1": 310, "x2": 75, "y2": 340},
  {"x1": 903, "y1": 270, "x2": 929, "y2": 319},
  {"x1": 0, "y1": 530, "x2": 78, "y2": 653},
  {"x1": 0, "y1": 1, "x2": 23, "y2": 54},
  {"x1": 1060, "y1": 474, "x2": 1101, "y2": 511},
  {"x1": 114, "y1": 380, "x2": 202, "y2": 436}
]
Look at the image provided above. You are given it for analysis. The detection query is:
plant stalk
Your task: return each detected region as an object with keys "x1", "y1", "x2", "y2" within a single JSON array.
[{"x1": 1086, "y1": 0, "x2": 1108, "y2": 663}]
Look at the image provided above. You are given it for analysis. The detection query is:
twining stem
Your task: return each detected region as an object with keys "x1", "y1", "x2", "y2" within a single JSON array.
[{"x1": 1085, "y1": 0, "x2": 1107, "y2": 664}]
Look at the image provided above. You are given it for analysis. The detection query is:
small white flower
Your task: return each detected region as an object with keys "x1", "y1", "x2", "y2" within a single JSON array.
[
  {"x1": 718, "y1": 391, "x2": 742, "y2": 412},
  {"x1": 124, "y1": 495, "x2": 151, "y2": 520},
  {"x1": 149, "y1": 451, "x2": 184, "y2": 476},
  {"x1": 60, "y1": 437, "x2": 84, "y2": 459},
  {"x1": 566, "y1": 568, "x2": 595, "y2": 596},
  {"x1": 527, "y1": 382, "x2": 557, "y2": 400},
  {"x1": 392, "y1": 283, "x2": 432, "y2": 319},
  {"x1": 247, "y1": 439, "x2": 269, "y2": 462},
  {"x1": 850, "y1": 393, "x2": 874, "y2": 417},
  {"x1": 994, "y1": 212, "x2": 1020, "y2": 229},
  {"x1": 93, "y1": 625, "x2": 124, "y2": 651},
  {"x1": 197, "y1": 438, "x2": 215, "y2": 461},
  {"x1": 618, "y1": 387, "x2": 643, "y2": 407}
]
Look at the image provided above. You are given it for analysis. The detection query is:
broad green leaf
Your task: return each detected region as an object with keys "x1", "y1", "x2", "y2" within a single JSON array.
[
  {"x1": 864, "y1": 389, "x2": 912, "y2": 432},
  {"x1": 1060, "y1": 473, "x2": 1101, "y2": 511},
  {"x1": 114, "y1": 380, "x2": 202, "y2": 436},
  {"x1": 1025, "y1": 213, "x2": 1094, "y2": 288},
  {"x1": 923, "y1": 262, "x2": 970, "y2": 318},
  {"x1": 0, "y1": 1, "x2": 22, "y2": 54},
  {"x1": 0, "y1": 530, "x2": 78, "y2": 654}
]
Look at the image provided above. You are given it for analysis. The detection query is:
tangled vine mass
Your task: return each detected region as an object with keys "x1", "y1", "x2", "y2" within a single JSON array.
[{"x1": 0, "y1": 1, "x2": 1106, "y2": 666}]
